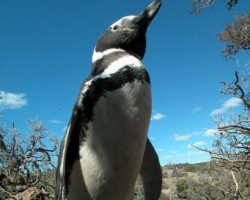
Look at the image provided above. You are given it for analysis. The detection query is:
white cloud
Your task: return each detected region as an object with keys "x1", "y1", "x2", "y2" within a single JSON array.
[
  {"x1": 156, "y1": 148, "x2": 164, "y2": 153},
  {"x1": 204, "y1": 129, "x2": 219, "y2": 137},
  {"x1": 62, "y1": 126, "x2": 67, "y2": 133},
  {"x1": 48, "y1": 119, "x2": 64, "y2": 124},
  {"x1": 151, "y1": 113, "x2": 166, "y2": 121},
  {"x1": 149, "y1": 136, "x2": 155, "y2": 141},
  {"x1": 224, "y1": 97, "x2": 242, "y2": 107},
  {"x1": 192, "y1": 131, "x2": 201, "y2": 136},
  {"x1": 169, "y1": 149, "x2": 178, "y2": 154},
  {"x1": 0, "y1": 91, "x2": 27, "y2": 109},
  {"x1": 187, "y1": 151, "x2": 204, "y2": 156},
  {"x1": 210, "y1": 97, "x2": 242, "y2": 116},
  {"x1": 162, "y1": 155, "x2": 172, "y2": 160},
  {"x1": 187, "y1": 141, "x2": 206, "y2": 148},
  {"x1": 173, "y1": 131, "x2": 201, "y2": 142},
  {"x1": 192, "y1": 106, "x2": 202, "y2": 113},
  {"x1": 173, "y1": 134, "x2": 192, "y2": 141}
]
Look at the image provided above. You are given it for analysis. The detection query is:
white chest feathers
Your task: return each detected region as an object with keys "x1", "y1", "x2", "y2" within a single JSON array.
[{"x1": 68, "y1": 79, "x2": 151, "y2": 200}]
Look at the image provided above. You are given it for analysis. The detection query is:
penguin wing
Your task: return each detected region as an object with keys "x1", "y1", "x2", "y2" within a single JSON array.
[
  {"x1": 55, "y1": 79, "x2": 90, "y2": 199},
  {"x1": 139, "y1": 138, "x2": 162, "y2": 200},
  {"x1": 55, "y1": 106, "x2": 83, "y2": 199}
]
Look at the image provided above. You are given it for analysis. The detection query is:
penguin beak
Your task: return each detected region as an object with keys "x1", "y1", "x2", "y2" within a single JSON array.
[{"x1": 133, "y1": 0, "x2": 162, "y2": 28}]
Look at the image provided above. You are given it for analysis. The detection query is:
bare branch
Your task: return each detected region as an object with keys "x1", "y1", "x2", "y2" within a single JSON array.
[
  {"x1": 218, "y1": 124, "x2": 250, "y2": 133},
  {"x1": 191, "y1": 0, "x2": 239, "y2": 14}
]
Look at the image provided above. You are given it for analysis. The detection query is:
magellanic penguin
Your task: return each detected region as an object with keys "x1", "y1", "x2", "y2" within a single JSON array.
[{"x1": 56, "y1": 0, "x2": 162, "y2": 199}]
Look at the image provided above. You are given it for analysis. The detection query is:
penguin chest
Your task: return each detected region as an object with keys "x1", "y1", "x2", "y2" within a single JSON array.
[{"x1": 80, "y1": 80, "x2": 151, "y2": 199}]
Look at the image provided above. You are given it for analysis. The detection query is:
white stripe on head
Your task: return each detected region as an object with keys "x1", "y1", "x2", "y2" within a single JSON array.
[
  {"x1": 109, "y1": 15, "x2": 136, "y2": 29},
  {"x1": 92, "y1": 48, "x2": 125, "y2": 64}
]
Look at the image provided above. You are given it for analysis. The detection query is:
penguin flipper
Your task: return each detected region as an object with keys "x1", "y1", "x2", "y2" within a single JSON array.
[
  {"x1": 135, "y1": 138, "x2": 162, "y2": 200},
  {"x1": 55, "y1": 79, "x2": 90, "y2": 199}
]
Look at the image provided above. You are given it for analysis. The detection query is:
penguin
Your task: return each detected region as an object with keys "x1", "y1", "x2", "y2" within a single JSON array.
[{"x1": 56, "y1": 0, "x2": 162, "y2": 199}]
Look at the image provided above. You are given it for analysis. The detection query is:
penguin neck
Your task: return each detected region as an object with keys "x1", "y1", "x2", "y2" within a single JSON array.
[
  {"x1": 92, "y1": 48, "x2": 142, "y2": 64},
  {"x1": 126, "y1": 51, "x2": 142, "y2": 60},
  {"x1": 92, "y1": 48, "x2": 126, "y2": 64}
]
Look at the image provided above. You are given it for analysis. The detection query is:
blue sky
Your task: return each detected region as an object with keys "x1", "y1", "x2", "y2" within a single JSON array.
[{"x1": 1, "y1": 0, "x2": 249, "y2": 165}]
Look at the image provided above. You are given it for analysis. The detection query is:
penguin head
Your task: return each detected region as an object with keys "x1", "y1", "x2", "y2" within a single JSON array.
[{"x1": 94, "y1": 0, "x2": 162, "y2": 60}]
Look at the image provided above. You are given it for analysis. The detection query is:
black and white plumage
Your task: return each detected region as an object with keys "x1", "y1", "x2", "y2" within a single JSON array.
[{"x1": 56, "y1": 1, "x2": 162, "y2": 199}]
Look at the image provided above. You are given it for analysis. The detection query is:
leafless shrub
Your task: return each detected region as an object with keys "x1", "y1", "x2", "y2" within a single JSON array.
[
  {"x1": 218, "y1": 12, "x2": 250, "y2": 58},
  {"x1": 0, "y1": 118, "x2": 58, "y2": 199},
  {"x1": 191, "y1": 0, "x2": 239, "y2": 14}
]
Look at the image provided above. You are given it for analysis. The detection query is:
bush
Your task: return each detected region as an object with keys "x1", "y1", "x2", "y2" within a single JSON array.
[{"x1": 176, "y1": 179, "x2": 188, "y2": 198}]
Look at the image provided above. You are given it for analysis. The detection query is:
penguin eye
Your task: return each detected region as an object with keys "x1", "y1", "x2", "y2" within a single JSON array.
[{"x1": 113, "y1": 25, "x2": 120, "y2": 30}]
